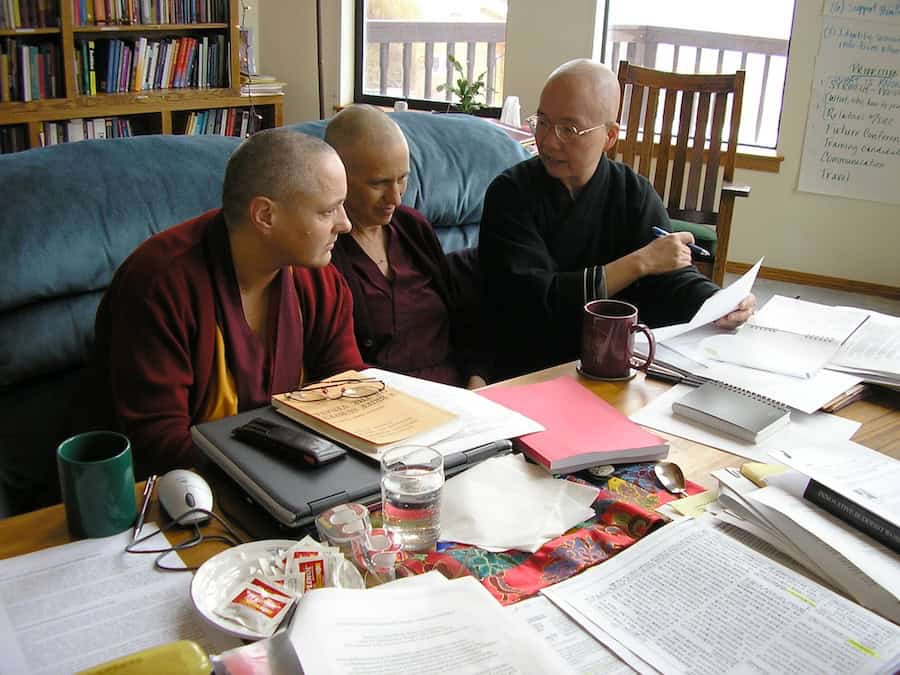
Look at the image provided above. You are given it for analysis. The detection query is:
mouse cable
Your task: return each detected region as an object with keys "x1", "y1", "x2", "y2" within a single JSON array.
[{"x1": 124, "y1": 508, "x2": 245, "y2": 572}]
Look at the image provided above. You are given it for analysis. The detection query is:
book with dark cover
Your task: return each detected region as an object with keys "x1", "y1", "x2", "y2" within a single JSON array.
[{"x1": 803, "y1": 478, "x2": 900, "y2": 554}]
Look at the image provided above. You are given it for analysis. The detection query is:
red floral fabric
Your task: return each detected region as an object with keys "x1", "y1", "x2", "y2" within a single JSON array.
[{"x1": 394, "y1": 461, "x2": 705, "y2": 605}]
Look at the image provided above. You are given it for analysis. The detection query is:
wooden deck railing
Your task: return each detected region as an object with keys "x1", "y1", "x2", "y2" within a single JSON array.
[
  {"x1": 608, "y1": 25, "x2": 789, "y2": 147},
  {"x1": 363, "y1": 20, "x2": 507, "y2": 106},
  {"x1": 361, "y1": 21, "x2": 788, "y2": 146}
]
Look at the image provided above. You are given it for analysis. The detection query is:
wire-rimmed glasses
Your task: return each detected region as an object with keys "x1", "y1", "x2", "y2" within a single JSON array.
[
  {"x1": 286, "y1": 377, "x2": 386, "y2": 402},
  {"x1": 526, "y1": 114, "x2": 610, "y2": 143}
]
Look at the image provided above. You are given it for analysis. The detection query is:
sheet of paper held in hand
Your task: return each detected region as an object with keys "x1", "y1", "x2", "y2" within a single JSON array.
[
  {"x1": 651, "y1": 257, "x2": 763, "y2": 344},
  {"x1": 542, "y1": 518, "x2": 900, "y2": 675},
  {"x1": 273, "y1": 370, "x2": 459, "y2": 447},
  {"x1": 0, "y1": 524, "x2": 240, "y2": 674}
]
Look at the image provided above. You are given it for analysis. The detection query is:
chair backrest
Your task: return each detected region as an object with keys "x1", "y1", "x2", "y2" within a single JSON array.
[{"x1": 608, "y1": 61, "x2": 744, "y2": 227}]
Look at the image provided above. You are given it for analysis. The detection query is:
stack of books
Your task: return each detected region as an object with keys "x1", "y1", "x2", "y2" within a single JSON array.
[
  {"x1": 240, "y1": 74, "x2": 285, "y2": 96},
  {"x1": 708, "y1": 444, "x2": 900, "y2": 625}
]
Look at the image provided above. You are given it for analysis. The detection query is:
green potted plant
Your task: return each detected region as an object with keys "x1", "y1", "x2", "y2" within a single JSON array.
[{"x1": 437, "y1": 55, "x2": 487, "y2": 113}]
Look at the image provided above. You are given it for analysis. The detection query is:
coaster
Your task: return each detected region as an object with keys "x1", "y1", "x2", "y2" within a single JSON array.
[{"x1": 575, "y1": 360, "x2": 636, "y2": 382}]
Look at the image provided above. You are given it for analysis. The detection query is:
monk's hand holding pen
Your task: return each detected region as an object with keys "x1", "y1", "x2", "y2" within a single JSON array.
[{"x1": 638, "y1": 229, "x2": 695, "y2": 274}]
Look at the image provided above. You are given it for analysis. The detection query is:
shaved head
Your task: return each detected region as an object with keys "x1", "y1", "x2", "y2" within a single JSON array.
[
  {"x1": 221, "y1": 127, "x2": 339, "y2": 229},
  {"x1": 324, "y1": 104, "x2": 411, "y2": 231},
  {"x1": 536, "y1": 59, "x2": 622, "y2": 195},
  {"x1": 325, "y1": 104, "x2": 408, "y2": 163},
  {"x1": 546, "y1": 59, "x2": 620, "y2": 125}
]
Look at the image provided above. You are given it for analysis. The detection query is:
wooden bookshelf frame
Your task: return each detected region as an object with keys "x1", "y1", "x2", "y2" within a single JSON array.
[{"x1": 0, "y1": 0, "x2": 283, "y2": 151}]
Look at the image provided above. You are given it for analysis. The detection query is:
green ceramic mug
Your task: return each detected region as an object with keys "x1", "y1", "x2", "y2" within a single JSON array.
[{"x1": 57, "y1": 431, "x2": 137, "y2": 538}]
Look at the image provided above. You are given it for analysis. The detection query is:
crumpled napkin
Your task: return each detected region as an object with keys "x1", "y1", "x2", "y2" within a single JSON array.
[{"x1": 439, "y1": 454, "x2": 600, "y2": 553}]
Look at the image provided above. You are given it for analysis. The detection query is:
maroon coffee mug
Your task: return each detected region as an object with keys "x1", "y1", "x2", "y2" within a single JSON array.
[{"x1": 580, "y1": 299, "x2": 655, "y2": 379}]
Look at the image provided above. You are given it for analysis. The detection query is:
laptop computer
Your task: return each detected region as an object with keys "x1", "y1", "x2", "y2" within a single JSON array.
[{"x1": 191, "y1": 405, "x2": 512, "y2": 533}]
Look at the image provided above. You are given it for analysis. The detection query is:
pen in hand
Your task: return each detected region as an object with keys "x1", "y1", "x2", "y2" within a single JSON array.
[
  {"x1": 651, "y1": 226, "x2": 711, "y2": 258},
  {"x1": 132, "y1": 474, "x2": 158, "y2": 542}
]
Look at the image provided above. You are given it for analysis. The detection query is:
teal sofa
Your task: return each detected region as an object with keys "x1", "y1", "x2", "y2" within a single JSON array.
[{"x1": 0, "y1": 113, "x2": 531, "y2": 517}]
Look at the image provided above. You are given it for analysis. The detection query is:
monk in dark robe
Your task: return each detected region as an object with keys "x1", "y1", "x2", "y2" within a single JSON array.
[
  {"x1": 91, "y1": 129, "x2": 365, "y2": 478},
  {"x1": 479, "y1": 59, "x2": 755, "y2": 379},
  {"x1": 326, "y1": 105, "x2": 487, "y2": 389}
]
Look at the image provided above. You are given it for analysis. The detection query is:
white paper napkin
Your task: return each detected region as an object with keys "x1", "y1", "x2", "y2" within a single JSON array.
[{"x1": 439, "y1": 454, "x2": 599, "y2": 553}]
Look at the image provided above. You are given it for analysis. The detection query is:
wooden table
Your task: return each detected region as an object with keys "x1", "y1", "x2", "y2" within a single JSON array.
[{"x1": 2, "y1": 365, "x2": 898, "y2": 562}]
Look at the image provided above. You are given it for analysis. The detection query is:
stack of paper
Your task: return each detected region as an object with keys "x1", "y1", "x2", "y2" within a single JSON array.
[
  {"x1": 706, "y1": 447, "x2": 900, "y2": 625},
  {"x1": 829, "y1": 310, "x2": 900, "y2": 389},
  {"x1": 288, "y1": 574, "x2": 577, "y2": 673},
  {"x1": 630, "y1": 383, "x2": 861, "y2": 461},
  {"x1": 541, "y1": 518, "x2": 900, "y2": 675},
  {"x1": 636, "y1": 282, "x2": 869, "y2": 413},
  {"x1": 366, "y1": 368, "x2": 544, "y2": 456}
]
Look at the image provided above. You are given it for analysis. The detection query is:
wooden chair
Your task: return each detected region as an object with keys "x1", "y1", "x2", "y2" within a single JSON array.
[{"x1": 608, "y1": 61, "x2": 750, "y2": 286}]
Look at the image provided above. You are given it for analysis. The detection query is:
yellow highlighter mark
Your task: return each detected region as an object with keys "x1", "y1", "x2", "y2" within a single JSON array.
[
  {"x1": 786, "y1": 588, "x2": 816, "y2": 607},
  {"x1": 847, "y1": 640, "x2": 878, "y2": 658}
]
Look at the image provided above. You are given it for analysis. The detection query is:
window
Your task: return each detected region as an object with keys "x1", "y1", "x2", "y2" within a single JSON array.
[
  {"x1": 354, "y1": 1, "x2": 508, "y2": 113},
  {"x1": 603, "y1": 0, "x2": 795, "y2": 149}
]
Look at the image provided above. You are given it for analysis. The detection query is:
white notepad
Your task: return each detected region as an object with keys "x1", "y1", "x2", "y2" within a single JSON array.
[
  {"x1": 701, "y1": 324, "x2": 842, "y2": 378},
  {"x1": 671, "y1": 381, "x2": 791, "y2": 443},
  {"x1": 700, "y1": 295, "x2": 869, "y2": 379}
]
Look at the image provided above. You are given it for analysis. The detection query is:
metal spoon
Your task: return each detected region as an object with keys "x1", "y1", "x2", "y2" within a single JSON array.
[{"x1": 654, "y1": 461, "x2": 689, "y2": 499}]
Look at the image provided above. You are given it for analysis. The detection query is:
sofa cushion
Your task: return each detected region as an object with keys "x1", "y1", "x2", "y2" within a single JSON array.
[
  {"x1": 0, "y1": 135, "x2": 240, "y2": 388},
  {"x1": 0, "y1": 134, "x2": 240, "y2": 315}
]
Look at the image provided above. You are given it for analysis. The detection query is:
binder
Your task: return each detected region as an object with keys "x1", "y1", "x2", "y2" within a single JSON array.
[{"x1": 671, "y1": 381, "x2": 790, "y2": 443}]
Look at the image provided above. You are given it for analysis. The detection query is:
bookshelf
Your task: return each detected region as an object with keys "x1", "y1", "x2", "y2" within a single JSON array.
[{"x1": 0, "y1": 0, "x2": 282, "y2": 153}]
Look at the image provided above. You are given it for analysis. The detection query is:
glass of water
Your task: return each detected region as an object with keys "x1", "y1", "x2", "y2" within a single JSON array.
[{"x1": 380, "y1": 445, "x2": 444, "y2": 552}]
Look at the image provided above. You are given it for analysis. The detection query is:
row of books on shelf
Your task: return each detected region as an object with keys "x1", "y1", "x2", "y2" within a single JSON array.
[
  {"x1": 0, "y1": 39, "x2": 61, "y2": 102},
  {"x1": 183, "y1": 106, "x2": 260, "y2": 137},
  {"x1": 73, "y1": 35, "x2": 225, "y2": 95},
  {"x1": 0, "y1": 0, "x2": 57, "y2": 29},
  {"x1": 72, "y1": 0, "x2": 226, "y2": 27},
  {"x1": 40, "y1": 116, "x2": 135, "y2": 146}
]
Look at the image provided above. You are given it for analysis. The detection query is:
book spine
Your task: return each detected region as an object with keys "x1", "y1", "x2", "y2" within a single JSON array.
[{"x1": 803, "y1": 479, "x2": 900, "y2": 554}]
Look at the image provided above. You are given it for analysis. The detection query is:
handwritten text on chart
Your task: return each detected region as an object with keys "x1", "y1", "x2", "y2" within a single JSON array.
[
  {"x1": 798, "y1": 16, "x2": 900, "y2": 203},
  {"x1": 826, "y1": 1, "x2": 900, "y2": 23}
]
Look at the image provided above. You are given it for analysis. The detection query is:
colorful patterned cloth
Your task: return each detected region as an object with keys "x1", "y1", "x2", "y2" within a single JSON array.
[{"x1": 395, "y1": 461, "x2": 705, "y2": 605}]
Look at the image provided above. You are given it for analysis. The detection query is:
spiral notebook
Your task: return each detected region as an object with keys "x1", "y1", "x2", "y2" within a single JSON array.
[
  {"x1": 699, "y1": 296, "x2": 868, "y2": 379},
  {"x1": 671, "y1": 381, "x2": 791, "y2": 443}
]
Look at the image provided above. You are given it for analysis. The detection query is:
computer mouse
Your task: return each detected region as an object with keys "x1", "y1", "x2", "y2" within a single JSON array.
[{"x1": 156, "y1": 469, "x2": 213, "y2": 525}]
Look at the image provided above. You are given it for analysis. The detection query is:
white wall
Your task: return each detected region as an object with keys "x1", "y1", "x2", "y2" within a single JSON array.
[
  {"x1": 256, "y1": 0, "x2": 899, "y2": 287},
  {"x1": 731, "y1": 0, "x2": 900, "y2": 287}
]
